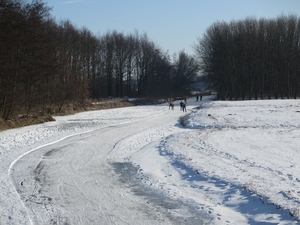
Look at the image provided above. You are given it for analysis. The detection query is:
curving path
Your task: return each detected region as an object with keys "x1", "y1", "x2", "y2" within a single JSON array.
[{"x1": 9, "y1": 102, "x2": 210, "y2": 225}]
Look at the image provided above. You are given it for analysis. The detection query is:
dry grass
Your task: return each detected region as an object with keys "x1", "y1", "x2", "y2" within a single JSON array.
[
  {"x1": 0, "y1": 115, "x2": 55, "y2": 131},
  {"x1": 179, "y1": 112, "x2": 192, "y2": 127},
  {"x1": 0, "y1": 99, "x2": 134, "y2": 131},
  {"x1": 180, "y1": 115, "x2": 187, "y2": 127}
]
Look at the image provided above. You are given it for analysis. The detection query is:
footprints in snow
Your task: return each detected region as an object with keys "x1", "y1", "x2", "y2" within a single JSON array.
[
  {"x1": 134, "y1": 163, "x2": 231, "y2": 224},
  {"x1": 267, "y1": 167, "x2": 300, "y2": 183}
]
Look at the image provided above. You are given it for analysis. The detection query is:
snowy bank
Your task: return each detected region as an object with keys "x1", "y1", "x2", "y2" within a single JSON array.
[{"x1": 108, "y1": 99, "x2": 300, "y2": 224}]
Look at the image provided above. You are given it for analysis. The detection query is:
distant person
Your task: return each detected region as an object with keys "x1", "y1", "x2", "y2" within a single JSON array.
[
  {"x1": 180, "y1": 101, "x2": 184, "y2": 110},
  {"x1": 200, "y1": 95, "x2": 202, "y2": 101},
  {"x1": 182, "y1": 102, "x2": 187, "y2": 112},
  {"x1": 196, "y1": 95, "x2": 199, "y2": 101},
  {"x1": 169, "y1": 99, "x2": 174, "y2": 110}
]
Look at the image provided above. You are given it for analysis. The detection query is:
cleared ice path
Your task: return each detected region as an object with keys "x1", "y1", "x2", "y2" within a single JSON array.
[{"x1": 9, "y1": 105, "x2": 210, "y2": 225}]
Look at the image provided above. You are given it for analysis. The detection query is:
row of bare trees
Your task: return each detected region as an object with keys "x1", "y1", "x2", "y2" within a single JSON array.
[
  {"x1": 195, "y1": 15, "x2": 300, "y2": 100},
  {"x1": 0, "y1": 0, "x2": 199, "y2": 119}
]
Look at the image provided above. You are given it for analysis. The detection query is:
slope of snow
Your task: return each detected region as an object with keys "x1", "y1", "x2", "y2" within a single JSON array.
[
  {"x1": 108, "y1": 99, "x2": 300, "y2": 224},
  {"x1": 1, "y1": 97, "x2": 300, "y2": 224}
]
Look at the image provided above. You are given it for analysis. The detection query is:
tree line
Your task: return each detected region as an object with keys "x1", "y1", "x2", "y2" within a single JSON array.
[
  {"x1": 195, "y1": 15, "x2": 300, "y2": 100},
  {"x1": 0, "y1": 0, "x2": 199, "y2": 120}
]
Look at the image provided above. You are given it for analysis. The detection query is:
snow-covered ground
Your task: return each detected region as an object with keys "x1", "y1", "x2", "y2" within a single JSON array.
[{"x1": 1, "y1": 96, "x2": 300, "y2": 224}]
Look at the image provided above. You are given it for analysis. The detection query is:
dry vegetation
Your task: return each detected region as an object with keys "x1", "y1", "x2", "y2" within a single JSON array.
[{"x1": 0, "y1": 99, "x2": 134, "y2": 131}]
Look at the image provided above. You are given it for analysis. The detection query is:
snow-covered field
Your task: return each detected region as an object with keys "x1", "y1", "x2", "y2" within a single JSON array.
[{"x1": 1, "y1": 96, "x2": 300, "y2": 224}]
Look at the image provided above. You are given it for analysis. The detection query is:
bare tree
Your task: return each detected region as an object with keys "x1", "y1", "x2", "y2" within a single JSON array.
[
  {"x1": 0, "y1": 0, "x2": 55, "y2": 118},
  {"x1": 172, "y1": 51, "x2": 199, "y2": 96},
  {"x1": 195, "y1": 15, "x2": 300, "y2": 100}
]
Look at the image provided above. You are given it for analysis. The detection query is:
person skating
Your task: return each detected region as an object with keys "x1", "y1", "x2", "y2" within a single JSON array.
[
  {"x1": 181, "y1": 101, "x2": 187, "y2": 112},
  {"x1": 169, "y1": 99, "x2": 174, "y2": 110}
]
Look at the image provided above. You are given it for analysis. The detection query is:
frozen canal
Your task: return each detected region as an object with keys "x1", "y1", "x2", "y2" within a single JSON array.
[
  {"x1": 4, "y1": 97, "x2": 299, "y2": 224},
  {"x1": 9, "y1": 102, "x2": 211, "y2": 224}
]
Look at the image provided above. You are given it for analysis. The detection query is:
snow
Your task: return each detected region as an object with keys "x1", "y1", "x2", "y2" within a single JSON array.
[{"x1": 1, "y1": 96, "x2": 300, "y2": 224}]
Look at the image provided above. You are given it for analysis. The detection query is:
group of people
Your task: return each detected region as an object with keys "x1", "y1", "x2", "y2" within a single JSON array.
[
  {"x1": 196, "y1": 95, "x2": 203, "y2": 101},
  {"x1": 168, "y1": 95, "x2": 203, "y2": 112},
  {"x1": 168, "y1": 98, "x2": 187, "y2": 112}
]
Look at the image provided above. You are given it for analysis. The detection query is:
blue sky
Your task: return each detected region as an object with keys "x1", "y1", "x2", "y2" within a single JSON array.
[{"x1": 49, "y1": 0, "x2": 300, "y2": 56}]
